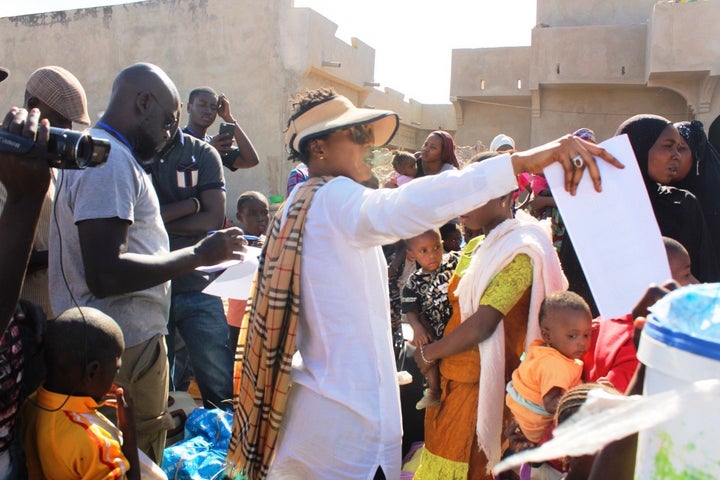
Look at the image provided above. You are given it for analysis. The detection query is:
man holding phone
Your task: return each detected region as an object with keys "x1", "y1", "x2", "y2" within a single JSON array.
[
  {"x1": 150, "y1": 108, "x2": 235, "y2": 411},
  {"x1": 182, "y1": 87, "x2": 259, "y2": 171}
]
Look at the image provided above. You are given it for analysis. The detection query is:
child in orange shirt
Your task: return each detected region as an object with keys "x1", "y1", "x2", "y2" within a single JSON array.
[
  {"x1": 22, "y1": 307, "x2": 165, "y2": 479},
  {"x1": 505, "y1": 291, "x2": 593, "y2": 442}
]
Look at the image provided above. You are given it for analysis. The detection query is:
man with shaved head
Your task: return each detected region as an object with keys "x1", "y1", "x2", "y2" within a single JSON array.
[{"x1": 49, "y1": 63, "x2": 245, "y2": 463}]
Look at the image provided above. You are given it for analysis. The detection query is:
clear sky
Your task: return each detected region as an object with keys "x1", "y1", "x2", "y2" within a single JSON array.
[
  {"x1": 294, "y1": 0, "x2": 536, "y2": 103},
  {"x1": 2, "y1": 0, "x2": 537, "y2": 104}
]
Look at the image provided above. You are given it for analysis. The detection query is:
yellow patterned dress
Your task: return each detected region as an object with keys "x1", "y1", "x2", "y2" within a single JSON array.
[{"x1": 415, "y1": 236, "x2": 533, "y2": 480}]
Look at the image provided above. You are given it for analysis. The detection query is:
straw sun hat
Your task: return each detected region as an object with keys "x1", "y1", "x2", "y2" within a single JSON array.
[{"x1": 285, "y1": 94, "x2": 398, "y2": 155}]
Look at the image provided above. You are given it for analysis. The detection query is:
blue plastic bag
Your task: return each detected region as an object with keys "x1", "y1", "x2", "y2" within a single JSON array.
[{"x1": 162, "y1": 408, "x2": 233, "y2": 479}]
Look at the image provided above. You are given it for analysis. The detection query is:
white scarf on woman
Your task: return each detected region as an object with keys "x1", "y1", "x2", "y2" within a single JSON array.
[{"x1": 456, "y1": 210, "x2": 567, "y2": 472}]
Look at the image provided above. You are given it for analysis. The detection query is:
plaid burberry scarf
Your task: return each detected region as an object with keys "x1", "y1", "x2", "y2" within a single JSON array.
[{"x1": 226, "y1": 176, "x2": 330, "y2": 480}]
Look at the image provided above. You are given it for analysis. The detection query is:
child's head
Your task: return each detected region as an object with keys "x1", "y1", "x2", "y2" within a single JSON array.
[
  {"x1": 555, "y1": 382, "x2": 620, "y2": 426},
  {"x1": 236, "y1": 191, "x2": 270, "y2": 236},
  {"x1": 392, "y1": 151, "x2": 418, "y2": 178},
  {"x1": 552, "y1": 383, "x2": 620, "y2": 476},
  {"x1": 406, "y1": 229, "x2": 444, "y2": 273},
  {"x1": 663, "y1": 236, "x2": 698, "y2": 286},
  {"x1": 44, "y1": 307, "x2": 124, "y2": 402},
  {"x1": 539, "y1": 291, "x2": 593, "y2": 360},
  {"x1": 439, "y1": 222, "x2": 462, "y2": 252}
]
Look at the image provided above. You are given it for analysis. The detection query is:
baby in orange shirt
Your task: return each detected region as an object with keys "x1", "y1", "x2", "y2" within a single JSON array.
[{"x1": 505, "y1": 291, "x2": 593, "y2": 442}]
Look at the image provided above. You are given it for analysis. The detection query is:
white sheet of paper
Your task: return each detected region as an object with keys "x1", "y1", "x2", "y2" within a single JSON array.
[
  {"x1": 195, "y1": 258, "x2": 242, "y2": 273},
  {"x1": 195, "y1": 246, "x2": 262, "y2": 273},
  {"x1": 544, "y1": 134, "x2": 672, "y2": 319},
  {"x1": 201, "y1": 246, "x2": 261, "y2": 300}
]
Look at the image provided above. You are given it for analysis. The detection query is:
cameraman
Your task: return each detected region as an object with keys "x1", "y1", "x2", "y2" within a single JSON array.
[
  {"x1": 0, "y1": 106, "x2": 51, "y2": 479},
  {"x1": 0, "y1": 66, "x2": 91, "y2": 318},
  {"x1": 0, "y1": 108, "x2": 50, "y2": 340}
]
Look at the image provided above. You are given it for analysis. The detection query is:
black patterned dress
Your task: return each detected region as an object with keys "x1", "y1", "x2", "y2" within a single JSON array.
[{"x1": 401, "y1": 252, "x2": 459, "y2": 339}]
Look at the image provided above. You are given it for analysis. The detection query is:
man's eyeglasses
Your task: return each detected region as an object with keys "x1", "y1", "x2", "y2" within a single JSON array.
[
  {"x1": 147, "y1": 92, "x2": 179, "y2": 132},
  {"x1": 343, "y1": 124, "x2": 374, "y2": 146}
]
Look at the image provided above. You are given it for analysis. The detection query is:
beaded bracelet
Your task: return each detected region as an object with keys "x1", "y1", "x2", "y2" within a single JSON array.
[{"x1": 419, "y1": 345, "x2": 435, "y2": 365}]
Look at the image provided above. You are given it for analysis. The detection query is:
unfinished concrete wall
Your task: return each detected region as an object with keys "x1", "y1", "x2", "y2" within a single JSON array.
[
  {"x1": 1, "y1": 0, "x2": 289, "y2": 214},
  {"x1": 536, "y1": 0, "x2": 657, "y2": 27},
  {"x1": 363, "y1": 87, "x2": 457, "y2": 151},
  {"x1": 451, "y1": 47, "x2": 531, "y2": 98},
  {"x1": 649, "y1": 1, "x2": 720, "y2": 76},
  {"x1": 453, "y1": 0, "x2": 718, "y2": 152},
  {"x1": 1, "y1": 0, "x2": 429, "y2": 213},
  {"x1": 530, "y1": 25, "x2": 647, "y2": 88},
  {"x1": 453, "y1": 97, "x2": 532, "y2": 151},
  {"x1": 530, "y1": 85, "x2": 691, "y2": 146}
]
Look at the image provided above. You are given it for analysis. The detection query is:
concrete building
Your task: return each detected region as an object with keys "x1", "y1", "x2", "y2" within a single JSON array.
[
  {"x1": 1, "y1": 0, "x2": 717, "y2": 211},
  {"x1": 450, "y1": 0, "x2": 720, "y2": 149},
  {"x1": 0, "y1": 0, "x2": 448, "y2": 213}
]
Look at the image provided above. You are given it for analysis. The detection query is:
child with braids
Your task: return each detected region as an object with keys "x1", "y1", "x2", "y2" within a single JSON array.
[
  {"x1": 507, "y1": 383, "x2": 624, "y2": 479},
  {"x1": 505, "y1": 291, "x2": 593, "y2": 443},
  {"x1": 551, "y1": 383, "x2": 621, "y2": 478}
]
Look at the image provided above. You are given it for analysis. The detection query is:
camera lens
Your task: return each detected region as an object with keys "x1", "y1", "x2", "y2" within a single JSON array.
[
  {"x1": 0, "y1": 128, "x2": 110, "y2": 169},
  {"x1": 47, "y1": 128, "x2": 111, "y2": 169}
]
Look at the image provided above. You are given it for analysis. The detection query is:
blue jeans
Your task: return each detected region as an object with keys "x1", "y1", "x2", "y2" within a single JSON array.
[{"x1": 168, "y1": 292, "x2": 233, "y2": 410}]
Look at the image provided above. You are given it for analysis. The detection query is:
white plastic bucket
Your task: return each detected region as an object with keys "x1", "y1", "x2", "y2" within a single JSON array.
[{"x1": 636, "y1": 324, "x2": 720, "y2": 479}]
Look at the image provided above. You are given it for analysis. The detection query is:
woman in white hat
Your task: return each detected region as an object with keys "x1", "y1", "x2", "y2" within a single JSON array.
[
  {"x1": 490, "y1": 133, "x2": 516, "y2": 153},
  {"x1": 228, "y1": 88, "x2": 621, "y2": 480}
]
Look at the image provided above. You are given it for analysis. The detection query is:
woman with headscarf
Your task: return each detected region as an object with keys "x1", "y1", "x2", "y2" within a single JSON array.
[
  {"x1": 672, "y1": 120, "x2": 720, "y2": 249},
  {"x1": 709, "y1": 114, "x2": 720, "y2": 153},
  {"x1": 616, "y1": 114, "x2": 720, "y2": 282},
  {"x1": 418, "y1": 130, "x2": 460, "y2": 176},
  {"x1": 489, "y1": 133, "x2": 516, "y2": 153}
]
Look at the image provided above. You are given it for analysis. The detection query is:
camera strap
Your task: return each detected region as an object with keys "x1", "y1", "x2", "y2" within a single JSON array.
[{"x1": 97, "y1": 121, "x2": 133, "y2": 152}]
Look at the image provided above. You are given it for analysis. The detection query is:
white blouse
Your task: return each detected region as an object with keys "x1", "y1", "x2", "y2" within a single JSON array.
[{"x1": 269, "y1": 154, "x2": 517, "y2": 479}]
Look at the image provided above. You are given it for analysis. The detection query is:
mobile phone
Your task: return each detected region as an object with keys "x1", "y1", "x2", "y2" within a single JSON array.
[{"x1": 219, "y1": 122, "x2": 235, "y2": 137}]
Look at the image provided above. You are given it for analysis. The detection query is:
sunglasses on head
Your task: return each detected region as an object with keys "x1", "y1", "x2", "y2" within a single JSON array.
[{"x1": 343, "y1": 123, "x2": 375, "y2": 145}]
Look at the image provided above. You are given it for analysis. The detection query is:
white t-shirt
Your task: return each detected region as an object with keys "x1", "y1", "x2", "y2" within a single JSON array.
[{"x1": 269, "y1": 154, "x2": 516, "y2": 479}]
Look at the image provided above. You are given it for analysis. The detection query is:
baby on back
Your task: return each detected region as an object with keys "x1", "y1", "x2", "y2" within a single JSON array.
[{"x1": 506, "y1": 291, "x2": 593, "y2": 442}]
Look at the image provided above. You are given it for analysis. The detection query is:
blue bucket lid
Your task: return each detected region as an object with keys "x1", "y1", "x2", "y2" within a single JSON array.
[{"x1": 645, "y1": 283, "x2": 720, "y2": 361}]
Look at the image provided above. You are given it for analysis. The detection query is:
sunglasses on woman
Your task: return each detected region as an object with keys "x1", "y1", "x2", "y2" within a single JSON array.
[{"x1": 343, "y1": 124, "x2": 375, "y2": 145}]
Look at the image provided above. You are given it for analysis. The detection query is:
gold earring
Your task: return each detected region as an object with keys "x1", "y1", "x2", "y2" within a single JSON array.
[{"x1": 319, "y1": 155, "x2": 324, "y2": 161}]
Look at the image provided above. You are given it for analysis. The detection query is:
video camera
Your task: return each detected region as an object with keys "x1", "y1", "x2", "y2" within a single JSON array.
[{"x1": 0, "y1": 127, "x2": 110, "y2": 169}]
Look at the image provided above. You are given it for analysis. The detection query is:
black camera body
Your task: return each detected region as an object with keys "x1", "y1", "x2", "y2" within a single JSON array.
[{"x1": 0, "y1": 127, "x2": 111, "y2": 169}]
